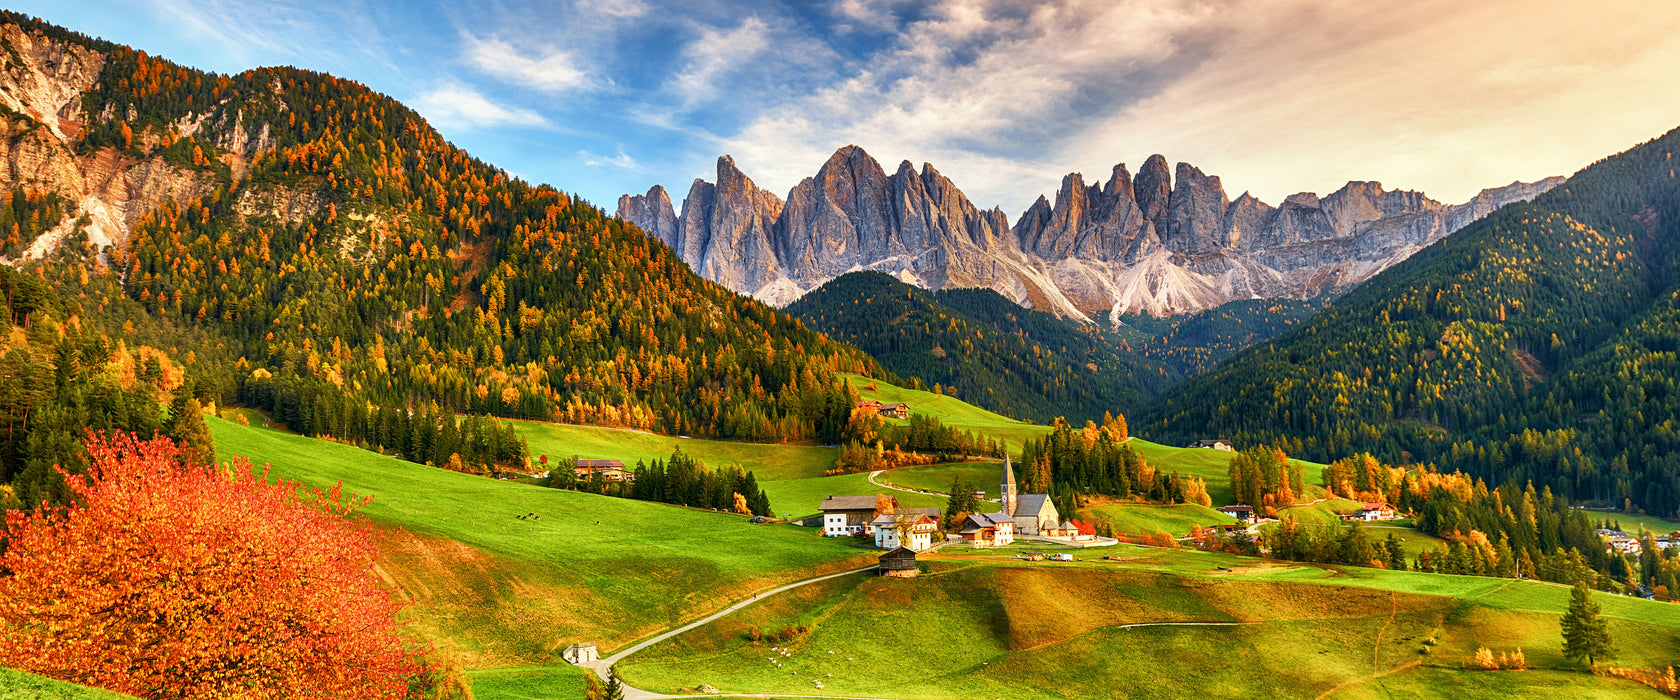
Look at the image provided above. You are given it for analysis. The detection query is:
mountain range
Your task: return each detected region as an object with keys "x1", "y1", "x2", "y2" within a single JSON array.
[{"x1": 618, "y1": 147, "x2": 1561, "y2": 320}]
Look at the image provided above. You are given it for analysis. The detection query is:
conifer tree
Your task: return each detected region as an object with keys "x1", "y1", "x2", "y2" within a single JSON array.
[{"x1": 1561, "y1": 580, "x2": 1612, "y2": 666}]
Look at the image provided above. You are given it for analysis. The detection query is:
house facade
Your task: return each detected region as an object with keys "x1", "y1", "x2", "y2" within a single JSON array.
[
  {"x1": 960, "y1": 512, "x2": 1016, "y2": 547},
  {"x1": 574, "y1": 459, "x2": 632, "y2": 482},
  {"x1": 1188, "y1": 439, "x2": 1235, "y2": 451},
  {"x1": 1342, "y1": 502, "x2": 1396, "y2": 522},
  {"x1": 878, "y1": 547, "x2": 919, "y2": 577},
  {"x1": 1217, "y1": 505, "x2": 1255, "y2": 522},
  {"x1": 873, "y1": 513, "x2": 938, "y2": 551},
  {"x1": 820, "y1": 495, "x2": 896, "y2": 537},
  {"x1": 562, "y1": 642, "x2": 598, "y2": 665}
]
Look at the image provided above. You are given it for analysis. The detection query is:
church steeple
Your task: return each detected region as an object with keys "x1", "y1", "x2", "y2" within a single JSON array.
[{"x1": 1001, "y1": 455, "x2": 1018, "y2": 517}]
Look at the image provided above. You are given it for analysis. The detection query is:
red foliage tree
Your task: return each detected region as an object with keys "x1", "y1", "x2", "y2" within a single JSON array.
[{"x1": 0, "y1": 432, "x2": 429, "y2": 699}]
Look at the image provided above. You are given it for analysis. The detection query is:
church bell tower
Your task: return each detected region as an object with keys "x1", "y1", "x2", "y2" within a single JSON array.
[{"x1": 1001, "y1": 455, "x2": 1018, "y2": 517}]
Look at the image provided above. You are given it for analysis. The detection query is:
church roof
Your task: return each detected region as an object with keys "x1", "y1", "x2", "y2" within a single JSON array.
[
  {"x1": 1015, "y1": 494, "x2": 1052, "y2": 517},
  {"x1": 1001, "y1": 456, "x2": 1016, "y2": 485}
]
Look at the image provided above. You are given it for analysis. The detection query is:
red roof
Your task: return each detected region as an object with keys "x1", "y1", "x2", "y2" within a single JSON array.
[{"x1": 1361, "y1": 502, "x2": 1391, "y2": 511}]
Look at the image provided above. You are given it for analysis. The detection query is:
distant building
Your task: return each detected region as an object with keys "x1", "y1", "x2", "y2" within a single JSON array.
[
  {"x1": 873, "y1": 512, "x2": 939, "y2": 551},
  {"x1": 1217, "y1": 505, "x2": 1255, "y2": 522},
  {"x1": 1188, "y1": 439, "x2": 1234, "y2": 451},
  {"x1": 878, "y1": 547, "x2": 919, "y2": 578},
  {"x1": 960, "y1": 512, "x2": 1016, "y2": 547},
  {"x1": 562, "y1": 642, "x2": 598, "y2": 665},
  {"x1": 1608, "y1": 535, "x2": 1643, "y2": 554},
  {"x1": 819, "y1": 495, "x2": 896, "y2": 537},
  {"x1": 1342, "y1": 502, "x2": 1396, "y2": 522},
  {"x1": 573, "y1": 459, "x2": 633, "y2": 482},
  {"x1": 879, "y1": 403, "x2": 910, "y2": 419}
]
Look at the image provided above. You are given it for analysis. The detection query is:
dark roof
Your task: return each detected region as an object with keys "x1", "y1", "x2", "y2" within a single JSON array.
[
  {"x1": 900, "y1": 507, "x2": 942, "y2": 519},
  {"x1": 575, "y1": 459, "x2": 625, "y2": 468},
  {"x1": 1218, "y1": 505, "x2": 1254, "y2": 513},
  {"x1": 1015, "y1": 494, "x2": 1051, "y2": 517},
  {"x1": 1001, "y1": 456, "x2": 1016, "y2": 486},
  {"x1": 820, "y1": 495, "x2": 890, "y2": 512},
  {"x1": 879, "y1": 547, "x2": 917, "y2": 569}
]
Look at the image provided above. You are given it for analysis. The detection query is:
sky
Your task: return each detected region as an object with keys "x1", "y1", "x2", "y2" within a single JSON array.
[{"x1": 24, "y1": 0, "x2": 1680, "y2": 216}]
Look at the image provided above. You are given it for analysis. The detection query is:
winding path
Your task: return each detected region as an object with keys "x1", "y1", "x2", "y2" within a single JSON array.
[
  {"x1": 867, "y1": 469, "x2": 1000, "y2": 502},
  {"x1": 588, "y1": 565, "x2": 883, "y2": 699}
]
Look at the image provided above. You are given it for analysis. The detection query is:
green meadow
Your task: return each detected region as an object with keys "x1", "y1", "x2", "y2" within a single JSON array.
[
  {"x1": 0, "y1": 669, "x2": 135, "y2": 700},
  {"x1": 877, "y1": 461, "x2": 1008, "y2": 499},
  {"x1": 846, "y1": 374, "x2": 1053, "y2": 452},
  {"x1": 619, "y1": 546, "x2": 1680, "y2": 700},
  {"x1": 510, "y1": 420, "x2": 838, "y2": 482},
  {"x1": 208, "y1": 417, "x2": 873, "y2": 666},
  {"x1": 1079, "y1": 502, "x2": 1237, "y2": 536}
]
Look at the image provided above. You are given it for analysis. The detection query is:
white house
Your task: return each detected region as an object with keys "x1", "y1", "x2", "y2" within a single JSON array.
[
  {"x1": 819, "y1": 495, "x2": 895, "y2": 537},
  {"x1": 960, "y1": 512, "x2": 1016, "y2": 547},
  {"x1": 872, "y1": 512, "x2": 939, "y2": 551},
  {"x1": 562, "y1": 642, "x2": 598, "y2": 665}
]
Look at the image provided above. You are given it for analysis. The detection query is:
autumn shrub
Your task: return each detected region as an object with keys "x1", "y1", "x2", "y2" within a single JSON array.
[{"x1": 0, "y1": 432, "x2": 430, "y2": 699}]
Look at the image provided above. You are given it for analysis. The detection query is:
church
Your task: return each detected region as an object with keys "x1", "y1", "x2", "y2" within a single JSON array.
[{"x1": 1000, "y1": 455, "x2": 1059, "y2": 536}]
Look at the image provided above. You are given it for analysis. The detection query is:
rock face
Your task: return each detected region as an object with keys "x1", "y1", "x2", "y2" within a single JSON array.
[
  {"x1": 0, "y1": 22, "x2": 302, "y2": 263},
  {"x1": 618, "y1": 149, "x2": 1562, "y2": 321}
]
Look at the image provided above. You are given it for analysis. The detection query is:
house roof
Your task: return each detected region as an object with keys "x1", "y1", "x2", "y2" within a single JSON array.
[
  {"x1": 1218, "y1": 505, "x2": 1254, "y2": 512},
  {"x1": 821, "y1": 495, "x2": 891, "y2": 512},
  {"x1": 873, "y1": 512, "x2": 936, "y2": 526},
  {"x1": 963, "y1": 512, "x2": 1014, "y2": 530},
  {"x1": 1190, "y1": 439, "x2": 1229, "y2": 447},
  {"x1": 1015, "y1": 494, "x2": 1051, "y2": 517},
  {"x1": 900, "y1": 507, "x2": 942, "y2": 519},
  {"x1": 575, "y1": 459, "x2": 624, "y2": 468},
  {"x1": 1361, "y1": 502, "x2": 1391, "y2": 510}
]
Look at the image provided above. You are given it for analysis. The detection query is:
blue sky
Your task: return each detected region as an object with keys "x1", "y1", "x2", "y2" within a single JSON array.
[{"x1": 25, "y1": 0, "x2": 1680, "y2": 216}]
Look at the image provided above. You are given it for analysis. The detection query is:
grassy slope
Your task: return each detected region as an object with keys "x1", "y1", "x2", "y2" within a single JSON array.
[
  {"x1": 208, "y1": 417, "x2": 872, "y2": 665},
  {"x1": 1575, "y1": 509, "x2": 1680, "y2": 536},
  {"x1": 847, "y1": 374, "x2": 1051, "y2": 452},
  {"x1": 1080, "y1": 502, "x2": 1236, "y2": 536},
  {"x1": 0, "y1": 669, "x2": 135, "y2": 700},
  {"x1": 465, "y1": 665, "x2": 588, "y2": 700},
  {"x1": 620, "y1": 545, "x2": 1680, "y2": 700},
  {"x1": 877, "y1": 462, "x2": 1006, "y2": 499},
  {"x1": 511, "y1": 420, "x2": 838, "y2": 482}
]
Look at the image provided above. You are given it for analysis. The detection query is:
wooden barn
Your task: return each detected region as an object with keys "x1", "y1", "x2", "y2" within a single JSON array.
[{"x1": 878, "y1": 547, "x2": 919, "y2": 578}]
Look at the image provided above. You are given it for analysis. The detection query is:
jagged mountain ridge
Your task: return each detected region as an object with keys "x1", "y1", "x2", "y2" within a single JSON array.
[{"x1": 619, "y1": 147, "x2": 1561, "y2": 320}]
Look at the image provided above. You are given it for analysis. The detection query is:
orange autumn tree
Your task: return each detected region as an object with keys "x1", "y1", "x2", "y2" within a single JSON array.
[{"x1": 0, "y1": 432, "x2": 429, "y2": 699}]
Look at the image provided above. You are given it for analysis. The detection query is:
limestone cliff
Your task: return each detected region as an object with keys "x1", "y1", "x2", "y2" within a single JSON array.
[{"x1": 619, "y1": 150, "x2": 1560, "y2": 321}]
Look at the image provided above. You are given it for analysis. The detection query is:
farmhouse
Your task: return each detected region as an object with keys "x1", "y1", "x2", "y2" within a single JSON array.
[
  {"x1": 1001, "y1": 456, "x2": 1060, "y2": 536},
  {"x1": 1608, "y1": 534, "x2": 1643, "y2": 554},
  {"x1": 872, "y1": 511, "x2": 940, "y2": 551},
  {"x1": 1187, "y1": 439, "x2": 1235, "y2": 451},
  {"x1": 878, "y1": 547, "x2": 919, "y2": 578},
  {"x1": 562, "y1": 642, "x2": 598, "y2": 665},
  {"x1": 1341, "y1": 502, "x2": 1396, "y2": 522},
  {"x1": 960, "y1": 512, "x2": 1016, "y2": 547},
  {"x1": 819, "y1": 495, "x2": 897, "y2": 537},
  {"x1": 1217, "y1": 505, "x2": 1255, "y2": 522},
  {"x1": 855, "y1": 399, "x2": 910, "y2": 419},
  {"x1": 573, "y1": 459, "x2": 633, "y2": 482}
]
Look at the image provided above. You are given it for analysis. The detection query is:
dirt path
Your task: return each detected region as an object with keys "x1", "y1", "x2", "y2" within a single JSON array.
[
  {"x1": 592, "y1": 541, "x2": 960, "y2": 699},
  {"x1": 867, "y1": 469, "x2": 1001, "y2": 502}
]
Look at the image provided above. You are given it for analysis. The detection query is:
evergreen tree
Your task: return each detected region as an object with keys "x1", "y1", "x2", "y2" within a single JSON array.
[
  {"x1": 1561, "y1": 580, "x2": 1613, "y2": 666},
  {"x1": 166, "y1": 396, "x2": 217, "y2": 466}
]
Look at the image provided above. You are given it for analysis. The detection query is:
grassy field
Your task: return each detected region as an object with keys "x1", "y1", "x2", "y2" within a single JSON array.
[
  {"x1": 847, "y1": 374, "x2": 1052, "y2": 453},
  {"x1": 759, "y1": 471, "x2": 994, "y2": 520},
  {"x1": 618, "y1": 544, "x2": 1680, "y2": 700},
  {"x1": 0, "y1": 669, "x2": 135, "y2": 700},
  {"x1": 1576, "y1": 508, "x2": 1680, "y2": 536},
  {"x1": 510, "y1": 420, "x2": 838, "y2": 482},
  {"x1": 465, "y1": 665, "x2": 589, "y2": 700},
  {"x1": 1080, "y1": 502, "x2": 1237, "y2": 536},
  {"x1": 877, "y1": 461, "x2": 1006, "y2": 499},
  {"x1": 208, "y1": 417, "x2": 873, "y2": 667}
]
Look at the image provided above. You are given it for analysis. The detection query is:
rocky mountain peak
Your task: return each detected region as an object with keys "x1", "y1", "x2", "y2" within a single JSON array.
[{"x1": 617, "y1": 146, "x2": 1562, "y2": 321}]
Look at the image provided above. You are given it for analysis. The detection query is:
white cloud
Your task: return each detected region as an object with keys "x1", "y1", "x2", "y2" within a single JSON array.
[
  {"x1": 414, "y1": 83, "x2": 549, "y2": 130},
  {"x1": 669, "y1": 17, "x2": 771, "y2": 108},
  {"x1": 464, "y1": 34, "x2": 590, "y2": 93},
  {"x1": 581, "y1": 147, "x2": 642, "y2": 171}
]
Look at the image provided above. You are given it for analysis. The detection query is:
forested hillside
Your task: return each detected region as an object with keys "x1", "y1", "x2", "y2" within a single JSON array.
[
  {"x1": 1138, "y1": 125, "x2": 1680, "y2": 517},
  {"x1": 0, "y1": 12, "x2": 890, "y2": 508},
  {"x1": 1116, "y1": 297, "x2": 1326, "y2": 374},
  {"x1": 785, "y1": 271, "x2": 1178, "y2": 422}
]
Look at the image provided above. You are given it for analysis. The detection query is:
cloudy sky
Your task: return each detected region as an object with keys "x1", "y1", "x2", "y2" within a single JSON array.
[{"x1": 25, "y1": 0, "x2": 1680, "y2": 215}]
